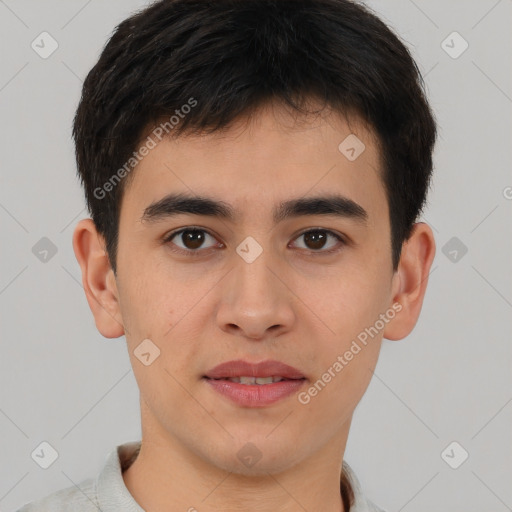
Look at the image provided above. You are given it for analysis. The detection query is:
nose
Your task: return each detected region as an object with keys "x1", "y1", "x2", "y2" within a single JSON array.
[{"x1": 215, "y1": 248, "x2": 296, "y2": 341}]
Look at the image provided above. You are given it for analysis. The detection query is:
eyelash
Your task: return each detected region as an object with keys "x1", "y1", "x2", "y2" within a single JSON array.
[{"x1": 162, "y1": 226, "x2": 346, "y2": 257}]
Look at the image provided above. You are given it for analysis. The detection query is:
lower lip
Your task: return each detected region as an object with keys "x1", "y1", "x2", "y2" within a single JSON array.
[{"x1": 204, "y1": 378, "x2": 306, "y2": 407}]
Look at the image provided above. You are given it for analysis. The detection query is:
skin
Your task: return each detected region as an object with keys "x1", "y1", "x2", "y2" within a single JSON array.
[{"x1": 73, "y1": 101, "x2": 435, "y2": 512}]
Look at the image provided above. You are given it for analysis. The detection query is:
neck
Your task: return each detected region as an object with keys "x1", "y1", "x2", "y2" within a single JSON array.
[{"x1": 123, "y1": 414, "x2": 352, "y2": 512}]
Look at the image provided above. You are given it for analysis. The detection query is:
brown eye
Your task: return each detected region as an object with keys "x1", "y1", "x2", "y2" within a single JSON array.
[
  {"x1": 166, "y1": 228, "x2": 218, "y2": 252},
  {"x1": 292, "y1": 229, "x2": 343, "y2": 253},
  {"x1": 303, "y1": 231, "x2": 327, "y2": 250}
]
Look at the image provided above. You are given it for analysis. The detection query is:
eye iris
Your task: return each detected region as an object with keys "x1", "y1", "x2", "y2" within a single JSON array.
[
  {"x1": 182, "y1": 229, "x2": 205, "y2": 249},
  {"x1": 304, "y1": 231, "x2": 327, "y2": 250}
]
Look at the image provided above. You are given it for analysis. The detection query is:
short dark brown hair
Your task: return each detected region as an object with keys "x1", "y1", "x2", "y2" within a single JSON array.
[{"x1": 73, "y1": 0, "x2": 437, "y2": 279}]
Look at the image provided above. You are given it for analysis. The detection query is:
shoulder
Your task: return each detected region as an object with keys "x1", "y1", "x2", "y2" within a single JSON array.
[
  {"x1": 16, "y1": 477, "x2": 99, "y2": 512},
  {"x1": 365, "y1": 499, "x2": 388, "y2": 512},
  {"x1": 342, "y1": 461, "x2": 388, "y2": 512}
]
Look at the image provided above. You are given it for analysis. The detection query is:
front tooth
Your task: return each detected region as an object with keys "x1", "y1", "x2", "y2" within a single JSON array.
[
  {"x1": 231, "y1": 376, "x2": 282, "y2": 385},
  {"x1": 255, "y1": 377, "x2": 274, "y2": 385}
]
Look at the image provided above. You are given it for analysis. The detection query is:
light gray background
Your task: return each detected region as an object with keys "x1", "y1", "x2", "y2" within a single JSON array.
[{"x1": 1, "y1": 1, "x2": 511, "y2": 511}]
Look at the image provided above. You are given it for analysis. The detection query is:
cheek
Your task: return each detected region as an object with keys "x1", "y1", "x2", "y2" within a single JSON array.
[
  {"x1": 304, "y1": 271, "x2": 388, "y2": 385},
  {"x1": 120, "y1": 278, "x2": 206, "y2": 365},
  {"x1": 301, "y1": 331, "x2": 380, "y2": 424},
  {"x1": 117, "y1": 269, "x2": 169, "y2": 344},
  {"x1": 302, "y1": 271, "x2": 384, "y2": 335}
]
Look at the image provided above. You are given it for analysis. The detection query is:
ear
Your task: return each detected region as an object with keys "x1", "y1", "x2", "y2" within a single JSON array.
[
  {"x1": 383, "y1": 222, "x2": 436, "y2": 341},
  {"x1": 72, "y1": 218, "x2": 125, "y2": 338}
]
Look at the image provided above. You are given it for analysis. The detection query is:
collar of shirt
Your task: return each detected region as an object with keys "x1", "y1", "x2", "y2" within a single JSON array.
[{"x1": 96, "y1": 441, "x2": 385, "y2": 512}]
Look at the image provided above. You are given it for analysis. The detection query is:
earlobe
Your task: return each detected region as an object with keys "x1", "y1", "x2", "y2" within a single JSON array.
[
  {"x1": 72, "y1": 218, "x2": 125, "y2": 339},
  {"x1": 383, "y1": 222, "x2": 436, "y2": 341}
]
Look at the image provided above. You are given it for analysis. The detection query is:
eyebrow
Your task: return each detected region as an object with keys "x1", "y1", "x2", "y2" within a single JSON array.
[{"x1": 141, "y1": 192, "x2": 368, "y2": 225}]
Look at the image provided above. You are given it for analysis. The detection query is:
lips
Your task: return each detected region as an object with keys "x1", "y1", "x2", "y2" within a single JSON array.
[
  {"x1": 204, "y1": 359, "x2": 306, "y2": 380},
  {"x1": 203, "y1": 360, "x2": 306, "y2": 407}
]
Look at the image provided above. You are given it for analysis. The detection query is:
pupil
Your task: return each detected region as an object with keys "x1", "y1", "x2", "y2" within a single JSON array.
[
  {"x1": 183, "y1": 230, "x2": 204, "y2": 249},
  {"x1": 304, "y1": 231, "x2": 326, "y2": 250}
]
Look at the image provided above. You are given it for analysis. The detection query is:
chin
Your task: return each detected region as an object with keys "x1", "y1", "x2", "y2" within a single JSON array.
[{"x1": 204, "y1": 436, "x2": 305, "y2": 477}]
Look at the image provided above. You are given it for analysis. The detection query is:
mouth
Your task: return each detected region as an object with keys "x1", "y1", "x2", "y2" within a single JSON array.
[{"x1": 203, "y1": 359, "x2": 307, "y2": 407}]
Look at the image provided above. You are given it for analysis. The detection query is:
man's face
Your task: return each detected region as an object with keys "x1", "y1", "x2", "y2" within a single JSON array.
[{"x1": 114, "y1": 104, "x2": 399, "y2": 474}]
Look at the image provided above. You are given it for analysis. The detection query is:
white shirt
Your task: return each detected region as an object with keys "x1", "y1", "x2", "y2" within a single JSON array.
[{"x1": 17, "y1": 441, "x2": 386, "y2": 512}]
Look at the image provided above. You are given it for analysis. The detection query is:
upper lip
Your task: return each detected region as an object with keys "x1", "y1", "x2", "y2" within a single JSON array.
[{"x1": 204, "y1": 359, "x2": 305, "y2": 380}]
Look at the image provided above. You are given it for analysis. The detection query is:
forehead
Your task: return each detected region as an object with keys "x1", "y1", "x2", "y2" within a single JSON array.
[{"x1": 121, "y1": 103, "x2": 387, "y2": 226}]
